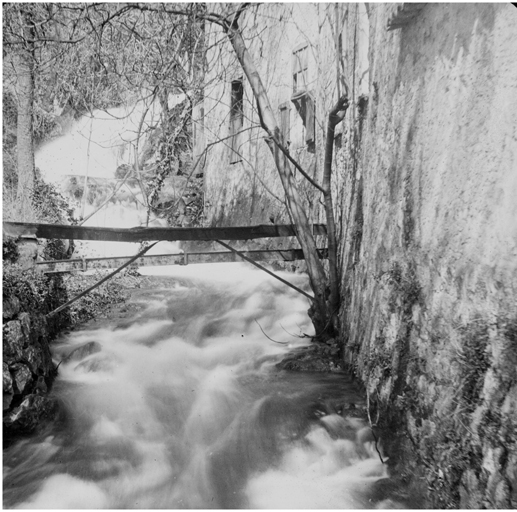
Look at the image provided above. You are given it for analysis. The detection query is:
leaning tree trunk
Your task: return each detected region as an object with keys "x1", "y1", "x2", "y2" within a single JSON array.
[
  {"x1": 14, "y1": 8, "x2": 36, "y2": 219},
  {"x1": 225, "y1": 20, "x2": 330, "y2": 334}
]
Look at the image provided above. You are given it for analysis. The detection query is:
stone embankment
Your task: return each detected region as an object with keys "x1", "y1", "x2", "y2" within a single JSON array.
[
  {"x1": 3, "y1": 261, "x2": 68, "y2": 443},
  {"x1": 2, "y1": 236, "x2": 130, "y2": 445}
]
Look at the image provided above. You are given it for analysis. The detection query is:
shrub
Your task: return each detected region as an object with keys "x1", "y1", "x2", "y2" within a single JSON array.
[{"x1": 64, "y1": 271, "x2": 131, "y2": 325}]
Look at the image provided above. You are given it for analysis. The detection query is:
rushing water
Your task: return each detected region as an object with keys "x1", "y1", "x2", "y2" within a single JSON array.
[{"x1": 2, "y1": 263, "x2": 413, "y2": 509}]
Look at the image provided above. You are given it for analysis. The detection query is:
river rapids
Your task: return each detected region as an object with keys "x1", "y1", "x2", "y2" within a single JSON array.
[{"x1": 3, "y1": 263, "x2": 414, "y2": 509}]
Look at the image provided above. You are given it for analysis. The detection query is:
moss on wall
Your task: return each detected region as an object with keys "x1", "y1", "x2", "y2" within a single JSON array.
[{"x1": 336, "y1": 4, "x2": 517, "y2": 507}]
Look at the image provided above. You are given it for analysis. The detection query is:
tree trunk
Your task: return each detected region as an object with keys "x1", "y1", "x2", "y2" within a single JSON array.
[
  {"x1": 14, "y1": 8, "x2": 35, "y2": 220},
  {"x1": 323, "y1": 96, "x2": 349, "y2": 330},
  {"x1": 225, "y1": 21, "x2": 331, "y2": 334}
]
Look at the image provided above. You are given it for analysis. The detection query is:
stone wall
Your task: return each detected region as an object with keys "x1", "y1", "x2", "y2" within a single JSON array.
[
  {"x1": 3, "y1": 258, "x2": 68, "y2": 444},
  {"x1": 336, "y1": 4, "x2": 517, "y2": 507}
]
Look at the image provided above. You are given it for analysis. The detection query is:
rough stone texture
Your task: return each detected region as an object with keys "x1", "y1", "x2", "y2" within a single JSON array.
[
  {"x1": 334, "y1": 4, "x2": 517, "y2": 508},
  {"x1": 2, "y1": 264, "x2": 69, "y2": 443},
  {"x1": 11, "y1": 363, "x2": 33, "y2": 395},
  {"x1": 3, "y1": 394, "x2": 58, "y2": 435},
  {"x1": 3, "y1": 363, "x2": 14, "y2": 411},
  {"x1": 3, "y1": 321, "x2": 25, "y2": 361},
  {"x1": 3, "y1": 295, "x2": 21, "y2": 320}
]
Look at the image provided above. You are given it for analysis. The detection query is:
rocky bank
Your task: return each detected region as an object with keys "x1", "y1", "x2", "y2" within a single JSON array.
[{"x1": 3, "y1": 262, "x2": 68, "y2": 444}]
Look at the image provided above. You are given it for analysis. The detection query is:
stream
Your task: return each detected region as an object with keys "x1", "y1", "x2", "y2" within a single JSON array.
[{"x1": 3, "y1": 262, "x2": 415, "y2": 509}]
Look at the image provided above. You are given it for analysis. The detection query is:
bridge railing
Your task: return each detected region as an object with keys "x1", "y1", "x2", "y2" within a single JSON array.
[{"x1": 3, "y1": 221, "x2": 328, "y2": 274}]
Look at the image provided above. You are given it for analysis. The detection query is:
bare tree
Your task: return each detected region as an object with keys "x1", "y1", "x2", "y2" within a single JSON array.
[
  {"x1": 4, "y1": 3, "x2": 348, "y2": 336},
  {"x1": 133, "y1": 3, "x2": 347, "y2": 335},
  {"x1": 4, "y1": 4, "x2": 36, "y2": 218}
]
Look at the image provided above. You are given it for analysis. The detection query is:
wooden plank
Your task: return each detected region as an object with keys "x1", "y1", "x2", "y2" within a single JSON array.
[
  {"x1": 4, "y1": 222, "x2": 327, "y2": 242},
  {"x1": 36, "y1": 248, "x2": 328, "y2": 274}
]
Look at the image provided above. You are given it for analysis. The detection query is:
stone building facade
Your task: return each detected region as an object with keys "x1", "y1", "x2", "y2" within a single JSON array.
[{"x1": 198, "y1": 3, "x2": 517, "y2": 507}]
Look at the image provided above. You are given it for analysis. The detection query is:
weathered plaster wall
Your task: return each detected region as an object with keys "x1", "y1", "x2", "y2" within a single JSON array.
[
  {"x1": 199, "y1": 3, "x2": 516, "y2": 506},
  {"x1": 337, "y1": 3, "x2": 517, "y2": 507},
  {"x1": 202, "y1": 4, "x2": 324, "y2": 247}
]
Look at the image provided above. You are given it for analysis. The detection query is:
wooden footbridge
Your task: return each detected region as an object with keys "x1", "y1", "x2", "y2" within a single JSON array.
[
  {"x1": 5, "y1": 221, "x2": 329, "y2": 313},
  {"x1": 4, "y1": 221, "x2": 328, "y2": 274}
]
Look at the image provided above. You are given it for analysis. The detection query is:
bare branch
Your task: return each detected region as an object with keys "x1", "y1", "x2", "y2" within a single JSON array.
[{"x1": 215, "y1": 240, "x2": 315, "y2": 302}]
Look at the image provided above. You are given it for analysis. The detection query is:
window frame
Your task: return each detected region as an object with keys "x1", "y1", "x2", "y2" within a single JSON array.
[
  {"x1": 292, "y1": 44, "x2": 309, "y2": 97},
  {"x1": 278, "y1": 101, "x2": 291, "y2": 147},
  {"x1": 229, "y1": 78, "x2": 244, "y2": 164}
]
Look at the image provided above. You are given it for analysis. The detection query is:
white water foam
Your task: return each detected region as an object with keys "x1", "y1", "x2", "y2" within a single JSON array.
[{"x1": 5, "y1": 262, "x2": 401, "y2": 508}]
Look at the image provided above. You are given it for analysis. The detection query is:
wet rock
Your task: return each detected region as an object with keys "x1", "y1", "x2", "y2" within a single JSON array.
[
  {"x1": 11, "y1": 363, "x2": 33, "y2": 395},
  {"x1": 3, "y1": 296, "x2": 21, "y2": 320},
  {"x1": 3, "y1": 394, "x2": 58, "y2": 436},
  {"x1": 30, "y1": 314, "x2": 49, "y2": 342},
  {"x1": 33, "y1": 375, "x2": 48, "y2": 395},
  {"x1": 21, "y1": 345, "x2": 44, "y2": 374},
  {"x1": 63, "y1": 341, "x2": 102, "y2": 363},
  {"x1": 3, "y1": 321, "x2": 25, "y2": 361},
  {"x1": 3, "y1": 363, "x2": 14, "y2": 411},
  {"x1": 3, "y1": 392, "x2": 14, "y2": 412},
  {"x1": 3, "y1": 363, "x2": 13, "y2": 394},
  {"x1": 18, "y1": 312, "x2": 31, "y2": 340}
]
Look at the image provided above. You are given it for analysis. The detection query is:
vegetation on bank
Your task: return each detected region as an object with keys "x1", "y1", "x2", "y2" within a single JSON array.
[
  {"x1": 2, "y1": 164, "x2": 132, "y2": 442},
  {"x1": 349, "y1": 258, "x2": 517, "y2": 509}
]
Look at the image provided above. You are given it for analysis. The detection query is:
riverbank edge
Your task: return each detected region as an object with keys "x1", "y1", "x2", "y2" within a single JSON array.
[
  {"x1": 2, "y1": 256, "x2": 132, "y2": 446},
  {"x1": 3, "y1": 264, "x2": 69, "y2": 446}
]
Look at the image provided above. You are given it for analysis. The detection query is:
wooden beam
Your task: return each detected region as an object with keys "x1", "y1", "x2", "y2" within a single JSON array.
[
  {"x1": 36, "y1": 248, "x2": 329, "y2": 274},
  {"x1": 4, "y1": 222, "x2": 327, "y2": 242},
  {"x1": 215, "y1": 240, "x2": 315, "y2": 301}
]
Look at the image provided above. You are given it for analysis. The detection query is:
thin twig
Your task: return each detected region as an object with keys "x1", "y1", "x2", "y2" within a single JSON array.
[
  {"x1": 280, "y1": 324, "x2": 301, "y2": 338},
  {"x1": 366, "y1": 390, "x2": 385, "y2": 465},
  {"x1": 254, "y1": 319, "x2": 287, "y2": 344},
  {"x1": 280, "y1": 323, "x2": 310, "y2": 339}
]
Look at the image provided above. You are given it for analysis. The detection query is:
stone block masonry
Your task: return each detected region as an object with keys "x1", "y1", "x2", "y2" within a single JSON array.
[{"x1": 2, "y1": 264, "x2": 68, "y2": 444}]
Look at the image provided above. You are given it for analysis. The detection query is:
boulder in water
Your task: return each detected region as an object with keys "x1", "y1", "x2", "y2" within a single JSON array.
[{"x1": 3, "y1": 394, "x2": 58, "y2": 437}]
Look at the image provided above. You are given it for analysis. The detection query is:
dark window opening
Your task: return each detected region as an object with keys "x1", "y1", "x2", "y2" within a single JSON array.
[
  {"x1": 230, "y1": 79, "x2": 244, "y2": 163},
  {"x1": 291, "y1": 92, "x2": 315, "y2": 153},
  {"x1": 292, "y1": 45, "x2": 308, "y2": 96},
  {"x1": 279, "y1": 102, "x2": 291, "y2": 147},
  {"x1": 291, "y1": 45, "x2": 315, "y2": 153}
]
